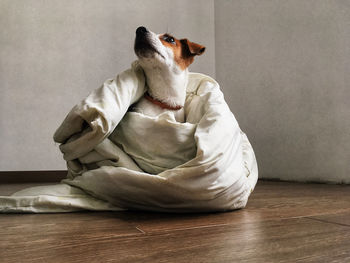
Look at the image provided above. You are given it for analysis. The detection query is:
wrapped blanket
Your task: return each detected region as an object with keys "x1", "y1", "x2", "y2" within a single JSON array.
[{"x1": 0, "y1": 62, "x2": 258, "y2": 213}]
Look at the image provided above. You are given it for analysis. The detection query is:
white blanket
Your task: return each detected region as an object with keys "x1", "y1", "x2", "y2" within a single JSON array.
[{"x1": 0, "y1": 62, "x2": 258, "y2": 213}]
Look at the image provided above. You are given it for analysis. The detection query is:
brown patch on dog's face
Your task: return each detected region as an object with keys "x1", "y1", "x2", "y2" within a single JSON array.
[{"x1": 159, "y1": 34, "x2": 205, "y2": 71}]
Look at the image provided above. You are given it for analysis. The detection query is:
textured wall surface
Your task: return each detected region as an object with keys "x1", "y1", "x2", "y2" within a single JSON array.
[
  {"x1": 1, "y1": 0, "x2": 349, "y2": 184},
  {"x1": 0, "y1": 0, "x2": 215, "y2": 170},
  {"x1": 215, "y1": 0, "x2": 350, "y2": 183}
]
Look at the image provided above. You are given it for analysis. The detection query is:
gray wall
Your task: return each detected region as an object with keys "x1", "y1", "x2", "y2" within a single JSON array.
[
  {"x1": 215, "y1": 0, "x2": 350, "y2": 183},
  {"x1": 0, "y1": 0, "x2": 215, "y2": 170}
]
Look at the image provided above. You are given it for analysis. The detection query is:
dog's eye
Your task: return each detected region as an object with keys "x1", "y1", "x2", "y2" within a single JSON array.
[{"x1": 164, "y1": 36, "x2": 175, "y2": 44}]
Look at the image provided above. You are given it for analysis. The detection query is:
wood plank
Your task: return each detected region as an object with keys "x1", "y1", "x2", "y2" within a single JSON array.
[
  {"x1": 0, "y1": 216, "x2": 349, "y2": 263},
  {"x1": 115, "y1": 181, "x2": 350, "y2": 233},
  {"x1": 0, "y1": 212, "x2": 144, "y2": 263},
  {"x1": 246, "y1": 181, "x2": 350, "y2": 218},
  {"x1": 308, "y1": 210, "x2": 350, "y2": 227},
  {"x1": 0, "y1": 212, "x2": 143, "y2": 237}
]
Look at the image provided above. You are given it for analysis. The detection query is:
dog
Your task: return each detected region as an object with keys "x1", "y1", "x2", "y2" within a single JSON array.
[{"x1": 133, "y1": 26, "x2": 205, "y2": 122}]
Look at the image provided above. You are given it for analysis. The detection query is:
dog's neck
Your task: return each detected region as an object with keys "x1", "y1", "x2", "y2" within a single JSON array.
[{"x1": 142, "y1": 66, "x2": 188, "y2": 109}]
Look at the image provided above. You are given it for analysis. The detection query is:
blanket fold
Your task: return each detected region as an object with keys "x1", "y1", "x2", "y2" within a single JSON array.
[{"x1": 0, "y1": 61, "x2": 258, "y2": 213}]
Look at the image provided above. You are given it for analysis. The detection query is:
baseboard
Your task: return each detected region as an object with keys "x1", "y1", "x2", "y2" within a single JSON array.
[
  {"x1": 0, "y1": 170, "x2": 67, "y2": 184},
  {"x1": 259, "y1": 177, "x2": 347, "y2": 185}
]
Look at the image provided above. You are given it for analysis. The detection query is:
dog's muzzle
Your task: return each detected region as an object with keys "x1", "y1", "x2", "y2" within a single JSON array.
[{"x1": 134, "y1": 26, "x2": 158, "y2": 58}]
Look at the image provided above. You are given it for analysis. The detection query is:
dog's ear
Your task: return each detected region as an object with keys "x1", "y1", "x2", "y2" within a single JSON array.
[{"x1": 180, "y1": 39, "x2": 206, "y2": 56}]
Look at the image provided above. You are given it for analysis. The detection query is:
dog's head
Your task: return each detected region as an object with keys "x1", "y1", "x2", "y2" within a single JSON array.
[{"x1": 134, "y1": 26, "x2": 205, "y2": 73}]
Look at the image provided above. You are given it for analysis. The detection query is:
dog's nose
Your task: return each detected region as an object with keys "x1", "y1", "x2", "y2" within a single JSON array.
[{"x1": 136, "y1": 26, "x2": 148, "y2": 35}]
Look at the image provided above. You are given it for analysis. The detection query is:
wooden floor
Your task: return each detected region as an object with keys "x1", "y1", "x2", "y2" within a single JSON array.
[{"x1": 0, "y1": 181, "x2": 349, "y2": 263}]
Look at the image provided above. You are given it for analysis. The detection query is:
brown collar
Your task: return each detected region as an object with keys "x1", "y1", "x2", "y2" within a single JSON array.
[{"x1": 144, "y1": 92, "x2": 183, "y2": 111}]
